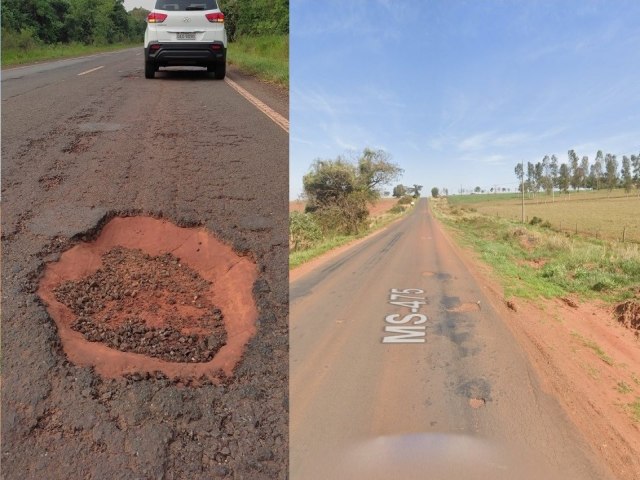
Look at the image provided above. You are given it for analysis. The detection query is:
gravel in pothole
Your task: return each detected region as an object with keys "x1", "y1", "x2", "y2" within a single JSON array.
[{"x1": 53, "y1": 246, "x2": 226, "y2": 363}]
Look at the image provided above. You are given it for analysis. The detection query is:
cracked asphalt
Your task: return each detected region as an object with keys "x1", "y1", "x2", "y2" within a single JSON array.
[{"x1": 1, "y1": 48, "x2": 288, "y2": 479}]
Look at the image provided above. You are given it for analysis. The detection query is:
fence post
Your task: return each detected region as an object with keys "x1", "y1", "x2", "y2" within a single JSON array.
[
  {"x1": 575, "y1": 222, "x2": 578, "y2": 234},
  {"x1": 623, "y1": 226, "x2": 627, "y2": 243}
]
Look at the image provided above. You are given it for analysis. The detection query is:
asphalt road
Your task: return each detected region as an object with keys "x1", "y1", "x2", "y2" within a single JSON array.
[
  {"x1": 290, "y1": 199, "x2": 615, "y2": 480},
  {"x1": 2, "y1": 49, "x2": 288, "y2": 479}
]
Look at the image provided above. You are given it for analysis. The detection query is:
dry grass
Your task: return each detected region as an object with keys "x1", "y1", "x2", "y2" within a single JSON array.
[{"x1": 456, "y1": 190, "x2": 640, "y2": 242}]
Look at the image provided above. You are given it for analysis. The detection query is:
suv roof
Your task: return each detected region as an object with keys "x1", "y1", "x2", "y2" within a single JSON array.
[{"x1": 154, "y1": 0, "x2": 218, "y2": 11}]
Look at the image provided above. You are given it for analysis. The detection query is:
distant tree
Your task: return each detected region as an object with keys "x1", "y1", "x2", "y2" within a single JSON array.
[
  {"x1": 632, "y1": 154, "x2": 640, "y2": 191},
  {"x1": 558, "y1": 163, "x2": 570, "y2": 193},
  {"x1": 431, "y1": 187, "x2": 439, "y2": 198},
  {"x1": 541, "y1": 155, "x2": 553, "y2": 195},
  {"x1": 474, "y1": 186, "x2": 481, "y2": 193},
  {"x1": 514, "y1": 162, "x2": 524, "y2": 193},
  {"x1": 526, "y1": 162, "x2": 535, "y2": 195},
  {"x1": 580, "y1": 156, "x2": 589, "y2": 189},
  {"x1": 605, "y1": 153, "x2": 618, "y2": 191},
  {"x1": 392, "y1": 184, "x2": 406, "y2": 198},
  {"x1": 568, "y1": 149, "x2": 580, "y2": 190},
  {"x1": 550, "y1": 154, "x2": 559, "y2": 192},
  {"x1": 593, "y1": 150, "x2": 604, "y2": 190},
  {"x1": 534, "y1": 162, "x2": 544, "y2": 193},
  {"x1": 622, "y1": 156, "x2": 633, "y2": 193},
  {"x1": 412, "y1": 184, "x2": 423, "y2": 198}
]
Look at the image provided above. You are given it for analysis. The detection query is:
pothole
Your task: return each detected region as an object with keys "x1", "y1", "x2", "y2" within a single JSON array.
[
  {"x1": 469, "y1": 397, "x2": 486, "y2": 409},
  {"x1": 37, "y1": 216, "x2": 258, "y2": 383},
  {"x1": 446, "y1": 302, "x2": 481, "y2": 313}
]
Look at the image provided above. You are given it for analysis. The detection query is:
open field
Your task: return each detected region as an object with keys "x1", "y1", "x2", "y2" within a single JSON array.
[
  {"x1": 431, "y1": 197, "x2": 640, "y2": 303},
  {"x1": 449, "y1": 189, "x2": 640, "y2": 243}
]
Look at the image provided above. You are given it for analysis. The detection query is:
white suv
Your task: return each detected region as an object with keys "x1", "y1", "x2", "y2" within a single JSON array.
[{"x1": 144, "y1": 0, "x2": 228, "y2": 79}]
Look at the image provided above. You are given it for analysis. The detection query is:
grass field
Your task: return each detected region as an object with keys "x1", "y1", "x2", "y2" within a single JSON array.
[
  {"x1": 449, "y1": 189, "x2": 640, "y2": 243},
  {"x1": 431, "y1": 197, "x2": 640, "y2": 303},
  {"x1": 227, "y1": 35, "x2": 288, "y2": 87},
  {"x1": 1, "y1": 41, "x2": 139, "y2": 67}
]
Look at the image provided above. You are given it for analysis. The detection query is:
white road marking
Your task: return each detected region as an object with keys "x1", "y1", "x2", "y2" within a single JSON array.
[
  {"x1": 225, "y1": 77, "x2": 289, "y2": 133},
  {"x1": 78, "y1": 66, "x2": 105, "y2": 76},
  {"x1": 136, "y1": 52, "x2": 142, "y2": 56}
]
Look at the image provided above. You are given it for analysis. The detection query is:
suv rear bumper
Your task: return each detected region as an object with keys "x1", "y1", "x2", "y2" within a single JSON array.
[{"x1": 145, "y1": 41, "x2": 226, "y2": 67}]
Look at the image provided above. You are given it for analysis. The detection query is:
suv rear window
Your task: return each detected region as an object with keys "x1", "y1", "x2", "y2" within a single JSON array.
[{"x1": 154, "y1": 0, "x2": 218, "y2": 11}]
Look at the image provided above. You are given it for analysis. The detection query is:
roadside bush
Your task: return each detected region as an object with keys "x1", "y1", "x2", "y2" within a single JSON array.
[
  {"x1": 313, "y1": 191, "x2": 369, "y2": 235},
  {"x1": 529, "y1": 216, "x2": 543, "y2": 225},
  {"x1": 1, "y1": 28, "x2": 40, "y2": 51},
  {"x1": 389, "y1": 205, "x2": 405, "y2": 214},
  {"x1": 289, "y1": 212, "x2": 322, "y2": 252},
  {"x1": 398, "y1": 195, "x2": 413, "y2": 205}
]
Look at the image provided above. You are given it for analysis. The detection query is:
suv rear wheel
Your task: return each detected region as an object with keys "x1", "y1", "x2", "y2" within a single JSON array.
[
  {"x1": 145, "y1": 61, "x2": 156, "y2": 79},
  {"x1": 208, "y1": 62, "x2": 226, "y2": 79}
]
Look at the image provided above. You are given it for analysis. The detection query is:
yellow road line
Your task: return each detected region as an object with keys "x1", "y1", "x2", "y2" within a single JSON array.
[{"x1": 225, "y1": 77, "x2": 289, "y2": 133}]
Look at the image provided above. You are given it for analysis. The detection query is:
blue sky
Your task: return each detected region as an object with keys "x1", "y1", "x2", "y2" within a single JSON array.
[{"x1": 290, "y1": 0, "x2": 640, "y2": 198}]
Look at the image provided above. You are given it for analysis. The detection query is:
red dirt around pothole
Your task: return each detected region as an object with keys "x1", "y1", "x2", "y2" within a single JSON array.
[{"x1": 37, "y1": 216, "x2": 258, "y2": 383}]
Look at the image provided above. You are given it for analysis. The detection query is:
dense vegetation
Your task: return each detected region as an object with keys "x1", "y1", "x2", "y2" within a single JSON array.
[
  {"x1": 1, "y1": 0, "x2": 147, "y2": 48},
  {"x1": 221, "y1": 0, "x2": 288, "y2": 41}
]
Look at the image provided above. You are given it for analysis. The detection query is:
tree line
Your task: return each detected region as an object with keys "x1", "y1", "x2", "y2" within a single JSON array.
[
  {"x1": 1, "y1": 0, "x2": 147, "y2": 47},
  {"x1": 1, "y1": 0, "x2": 289, "y2": 49},
  {"x1": 514, "y1": 150, "x2": 640, "y2": 196}
]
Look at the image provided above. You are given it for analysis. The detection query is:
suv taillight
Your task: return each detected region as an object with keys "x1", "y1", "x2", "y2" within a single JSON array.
[
  {"x1": 205, "y1": 12, "x2": 224, "y2": 23},
  {"x1": 147, "y1": 12, "x2": 168, "y2": 23}
]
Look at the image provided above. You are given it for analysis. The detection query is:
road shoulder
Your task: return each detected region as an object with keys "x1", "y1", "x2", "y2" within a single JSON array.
[{"x1": 432, "y1": 210, "x2": 640, "y2": 480}]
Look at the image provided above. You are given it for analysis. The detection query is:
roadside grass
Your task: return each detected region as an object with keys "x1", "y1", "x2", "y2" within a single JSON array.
[
  {"x1": 628, "y1": 398, "x2": 640, "y2": 422},
  {"x1": 448, "y1": 189, "x2": 640, "y2": 243},
  {"x1": 227, "y1": 35, "x2": 288, "y2": 87},
  {"x1": 571, "y1": 332, "x2": 615, "y2": 365},
  {"x1": 2, "y1": 41, "x2": 140, "y2": 67},
  {"x1": 431, "y1": 197, "x2": 640, "y2": 303},
  {"x1": 617, "y1": 381, "x2": 633, "y2": 394},
  {"x1": 290, "y1": 203, "x2": 414, "y2": 269}
]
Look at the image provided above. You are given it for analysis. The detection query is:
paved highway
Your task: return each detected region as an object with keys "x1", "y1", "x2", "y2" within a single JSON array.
[
  {"x1": 2, "y1": 49, "x2": 288, "y2": 479},
  {"x1": 290, "y1": 199, "x2": 614, "y2": 480}
]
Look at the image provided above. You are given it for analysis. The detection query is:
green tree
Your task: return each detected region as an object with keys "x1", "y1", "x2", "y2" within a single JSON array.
[
  {"x1": 621, "y1": 156, "x2": 632, "y2": 193},
  {"x1": 431, "y1": 187, "x2": 439, "y2": 198},
  {"x1": 631, "y1": 154, "x2": 640, "y2": 193},
  {"x1": 411, "y1": 184, "x2": 423, "y2": 198},
  {"x1": 605, "y1": 153, "x2": 618, "y2": 191},
  {"x1": 593, "y1": 150, "x2": 604, "y2": 190},
  {"x1": 558, "y1": 163, "x2": 570, "y2": 193},
  {"x1": 392, "y1": 184, "x2": 406, "y2": 198},
  {"x1": 568, "y1": 149, "x2": 580, "y2": 190},
  {"x1": 580, "y1": 156, "x2": 589, "y2": 189},
  {"x1": 302, "y1": 149, "x2": 402, "y2": 235}
]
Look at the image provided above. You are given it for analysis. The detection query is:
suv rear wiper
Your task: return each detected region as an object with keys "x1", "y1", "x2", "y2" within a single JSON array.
[{"x1": 185, "y1": 7, "x2": 205, "y2": 10}]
